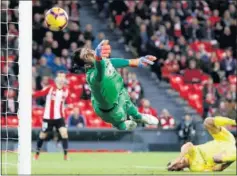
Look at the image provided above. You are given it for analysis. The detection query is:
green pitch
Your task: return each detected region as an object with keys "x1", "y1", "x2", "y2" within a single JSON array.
[{"x1": 2, "y1": 152, "x2": 236, "y2": 175}]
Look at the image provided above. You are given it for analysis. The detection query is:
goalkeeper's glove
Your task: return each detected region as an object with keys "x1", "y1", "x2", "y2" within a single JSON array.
[
  {"x1": 95, "y1": 40, "x2": 111, "y2": 61},
  {"x1": 129, "y1": 55, "x2": 157, "y2": 67}
]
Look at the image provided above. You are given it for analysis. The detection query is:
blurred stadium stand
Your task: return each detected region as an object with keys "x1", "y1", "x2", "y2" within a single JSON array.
[{"x1": 92, "y1": 0, "x2": 236, "y2": 125}]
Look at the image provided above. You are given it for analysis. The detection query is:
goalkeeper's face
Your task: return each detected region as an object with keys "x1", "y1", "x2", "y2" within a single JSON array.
[
  {"x1": 71, "y1": 48, "x2": 96, "y2": 72},
  {"x1": 80, "y1": 48, "x2": 96, "y2": 64}
]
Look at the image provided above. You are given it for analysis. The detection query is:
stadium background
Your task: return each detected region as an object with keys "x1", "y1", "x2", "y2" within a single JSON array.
[{"x1": 1, "y1": 0, "x2": 237, "y2": 174}]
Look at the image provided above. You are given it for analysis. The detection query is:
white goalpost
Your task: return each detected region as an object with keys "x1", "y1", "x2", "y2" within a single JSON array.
[
  {"x1": 18, "y1": 1, "x2": 32, "y2": 174},
  {"x1": 1, "y1": 0, "x2": 33, "y2": 174}
]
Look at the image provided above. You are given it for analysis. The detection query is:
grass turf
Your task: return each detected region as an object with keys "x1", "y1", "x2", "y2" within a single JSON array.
[{"x1": 1, "y1": 152, "x2": 236, "y2": 175}]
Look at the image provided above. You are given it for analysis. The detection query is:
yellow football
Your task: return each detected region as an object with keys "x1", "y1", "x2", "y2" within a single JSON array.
[{"x1": 45, "y1": 7, "x2": 68, "y2": 31}]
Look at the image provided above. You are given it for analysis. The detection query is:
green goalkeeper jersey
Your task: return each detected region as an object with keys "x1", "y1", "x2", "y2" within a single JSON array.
[{"x1": 86, "y1": 58, "x2": 129, "y2": 110}]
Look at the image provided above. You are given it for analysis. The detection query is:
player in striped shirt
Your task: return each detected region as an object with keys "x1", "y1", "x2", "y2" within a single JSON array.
[{"x1": 33, "y1": 71, "x2": 69, "y2": 160}]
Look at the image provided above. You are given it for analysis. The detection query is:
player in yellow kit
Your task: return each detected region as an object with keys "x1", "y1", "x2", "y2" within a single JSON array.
[{"x1": 167, "y1": 116, "x2": 236, "y2": 172}]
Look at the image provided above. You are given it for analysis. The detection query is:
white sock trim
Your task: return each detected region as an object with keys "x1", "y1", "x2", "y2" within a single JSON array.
[
  {"x1": 141, "y1": 114, "x2": 159, "y2": 125},
  {"x1": 124, "y1": 120, "x2": 137, "y2": 130}
]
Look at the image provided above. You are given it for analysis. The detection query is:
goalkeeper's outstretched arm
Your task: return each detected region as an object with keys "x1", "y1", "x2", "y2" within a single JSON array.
[
  {"x1": 110, "y1": 56, "x2": 157, "y2": 69},
  {"x1": 95, "y1": 40, "x2": 156, "y2": 71},
  {"x1": 93, "y1": 40, "x2": 111, "y2": 81},
  {"x1": 71, "y1": 39, "x2": 156, "y2": 79}
]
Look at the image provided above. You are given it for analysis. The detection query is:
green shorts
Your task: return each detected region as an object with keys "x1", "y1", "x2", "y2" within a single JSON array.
[{"x1": 92, "y1": 89, "x2": 142, "y2": 130}]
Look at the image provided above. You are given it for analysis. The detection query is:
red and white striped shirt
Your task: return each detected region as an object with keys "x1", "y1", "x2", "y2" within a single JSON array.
[
  {"x1": 138, "y1": 106, "x2": 158, "y2": 117},
  {"x1": 33, "y1": 85, "x2": 69, "y2": 120},
  {"x1": 160, "y1": 116, "x2": 175, "y2": 129}
]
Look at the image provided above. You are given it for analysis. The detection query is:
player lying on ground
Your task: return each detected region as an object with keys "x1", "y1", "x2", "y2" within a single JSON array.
[
  {"x1": 33, "y1": 72, "x2": 69, "y2": 160},
  {"x1": 167, "y1": 116, "x2": 236, "y2": 172},
  {"x1": 72, "y1": 40, "x2": 158, "y2": 130}
]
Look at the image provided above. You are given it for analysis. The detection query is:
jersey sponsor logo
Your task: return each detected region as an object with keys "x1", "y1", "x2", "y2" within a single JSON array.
[
  {"x1": 61, "y1": 95, "x2": 66, "y2": 101},
  {"x1": 51, "y1": 91, "x2": 56, "y2": 100}
]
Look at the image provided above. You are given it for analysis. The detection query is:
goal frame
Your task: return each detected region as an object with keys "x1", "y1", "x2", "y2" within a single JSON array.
[{"x1": 18, "y1": 1, "x2": 32, "y2": 174}]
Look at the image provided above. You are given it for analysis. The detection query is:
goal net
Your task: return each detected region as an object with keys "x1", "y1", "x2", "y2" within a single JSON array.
[{"x1": 1, "y1": 1, "x2": 32, "y2": 174}]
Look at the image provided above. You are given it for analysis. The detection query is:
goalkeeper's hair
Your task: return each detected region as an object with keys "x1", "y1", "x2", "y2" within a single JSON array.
[
  {"x1": 72, "y1": 48, "x2": 83, "y2": 66},
  {"x1": 71, "y1": 48, "x2": 85, "y2": 73},
  {"x1": 71, "y1": 48, "x2": 95, "y2": 73}
]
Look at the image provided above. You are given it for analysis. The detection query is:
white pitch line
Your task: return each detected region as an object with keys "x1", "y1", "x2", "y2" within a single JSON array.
[{"x1": 135, "y1": 166, "x2": 165, "y2": 170}]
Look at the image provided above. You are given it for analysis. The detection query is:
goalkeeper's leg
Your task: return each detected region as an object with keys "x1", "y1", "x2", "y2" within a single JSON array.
[
  {"x1": 115, "y1": 120, "x2": 137, "y2": 130},
  {"x1": 127, "y1": 101, "x2": 158, "y2": 125}
]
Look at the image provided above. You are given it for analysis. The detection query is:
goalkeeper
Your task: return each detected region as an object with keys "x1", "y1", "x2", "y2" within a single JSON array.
[{"x1": 72, "y1": 40, "x2": 158, "y2": 130}]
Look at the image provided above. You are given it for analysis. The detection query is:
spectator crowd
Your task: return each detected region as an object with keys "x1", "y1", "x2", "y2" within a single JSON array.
[
  {"x1": 94, "y1": 0, "x2": 236, "y2": 126},
  {"x1": 1, "y1": 0, "x2": 173, "y2": 129},
  {"x1": 2, "y1": 0, "x2": 235, "y2": 131}
]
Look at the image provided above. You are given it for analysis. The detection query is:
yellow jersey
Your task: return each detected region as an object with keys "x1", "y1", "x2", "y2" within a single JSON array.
[{"x1": 185, "y1": 127, "x2": 236, "y2": 172}]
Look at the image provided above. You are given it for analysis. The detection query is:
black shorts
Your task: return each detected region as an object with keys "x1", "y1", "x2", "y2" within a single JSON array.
[{"x1": 42, "y1": 118, "x2": 66, "y2": 132}]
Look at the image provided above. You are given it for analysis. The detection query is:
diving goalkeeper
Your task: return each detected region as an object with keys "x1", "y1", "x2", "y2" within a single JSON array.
[{"x1": 72, "y1": 40, "x2": 158, "y2": 130}]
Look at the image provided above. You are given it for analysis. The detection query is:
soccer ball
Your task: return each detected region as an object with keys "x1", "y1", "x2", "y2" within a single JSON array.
[{"x1": 45, "y1": 7, "x2": 68, "y2": 31}]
